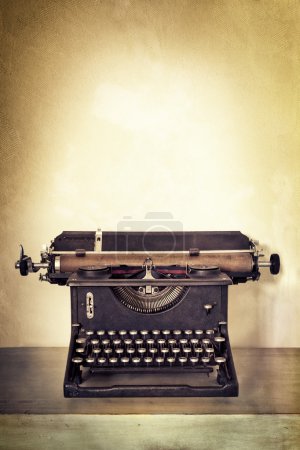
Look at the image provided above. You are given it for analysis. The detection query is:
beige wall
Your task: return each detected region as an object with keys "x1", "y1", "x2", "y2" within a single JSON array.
[{"x1": 0, "y1": 0, "x2": 299, "y2": 347}]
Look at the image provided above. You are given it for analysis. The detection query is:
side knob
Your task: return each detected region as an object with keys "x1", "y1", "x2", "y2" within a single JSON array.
[{"x1": 270, "y1": 254, "x2": 280, "y2": 275}]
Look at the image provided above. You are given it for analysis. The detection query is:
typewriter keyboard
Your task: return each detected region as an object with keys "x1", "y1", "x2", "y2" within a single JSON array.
[{"x1": 72, "y1": 328, "x2": 227, "y2": 371}]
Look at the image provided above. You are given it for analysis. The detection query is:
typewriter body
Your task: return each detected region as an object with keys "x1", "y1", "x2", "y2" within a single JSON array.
[{"x1": 15, "y1": 230, "x2": 280, "y2": 397}]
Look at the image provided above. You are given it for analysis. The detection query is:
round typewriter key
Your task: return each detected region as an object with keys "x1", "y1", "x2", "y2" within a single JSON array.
[
  {"x1": 91, "y1": 339, "x2": 99, "y2": 346},
  {"x1": 144, "y1": 356, "x2": 153, "y2": 366},
  {"x1": 172, "y1": 347, "x2": 180, "y2": 355},
  {"x1": 138, "y1": 347, "x2": 146, "y2": 355},
  {"x1": 121, "y1": 356, "x2": 129, "y2": 365},
  {"x1": 173, "y1": 330, "x2": 182, "y2": 336},
  {"x1": 146, "y1": 338, "x2": 154, "y2": 346},
  {"x1": 162, "y1": 330, "x2": 170, "y2": 336},
  {"x1": 206, "y1": 348, "x2": 215, "y2": 357},
  {"x1": 190, "y1": 338, "x2": 199, "y2": 345},
  {"x1": 86, "y1": 330, "x2": 94, "y2": 336},
  {"x1": 108, "y1": 330, "x2": 116, "y2": 336},
  {"x1": 179, "y1": 356, "x2": 187, "y2": 365},
  {"x1": 202, "y1": 338, "x2": 211, "y2": 346},
  {"x1": 158, "y1": 339, "x2": 166, "y2": 346},
  {"x1": 109, "y1": 357, "x2": 118, "y2": 365},
  {"x1": 101, "y1": 339, "x2": 110, "y2": 346},
  {"x1": 104, "y1": 348, "x2": 112, "y2": 355},
  {"x1": 119, "y1": 330, "x2": 127, "y2": 336},
  {"x1": 140, "y1": 330, "x2": 149, "y2": 337},
  {"x1": 135, "y1": 338, "x2": 143, "y2": 346},
  {"x1": 96, "y1": 330, "x2": 105, "y2": 336},
  {"x1": 92, "y1": 349, "x2": 101, "y2": 356},
  {"x1": 214, "y1": 336, "x2": 226, "y2": 343},
  {"x1": 98, "y1": 357, "x2": 106, "y2": 365},
  {"x1": 149, "y1": 348, "x2": 158, "y2": 355},
  {"x1": 113, "y1": 339, "x2": 121, "y2": 346},
  {"x1": 205, "y1": 329, "x2": 215, "y2": 336},
  {"x1": 127, "y1": 348, "x2": 135, "y2": 355},
  {"x1": 124, "y1": 338, "x2": 133, "y2": 346},
  {"x1": 76, "y1": 338, "x2": 87, "y2": 345},
  {"x1": 179, "y1": 338, "x2": 188, "y2": 346},
  {"x1": 183, "y1": 347, "x2": 192, "y2": 354},
  {"x1": 152, "y1": 330, "x2": 160, "y2": 336},
  {"x1": 115, "y1": 348, "x2": 124, "y2": 355},
  {"x1": 201, "y1": 356, "x2": 210, "y2": 365},
  {"x1": 195, "y1": 347, "x2": 203, "y2": 355},
  {"x1": 155, "y1": 356, "x2": 164, "y2": 366},
  {"x1": 76, "y1": 348, "x2": 85, "y2": 354},
  {"x1": 184, "y1": 330, "x2": 193, "y2": 336},
  {"x1": 132, "y1": 357, "x2": 141, "y2": 365},
  {"x1": 190, "y1": 356, "x2": 199, "y2": 365},
  {"x1": 86, "y1": 357, "x2": 95, "y2": 364},
  {"x1": 129, "y1": 330, "x2": 138, "y2": 336},
  {"x1": 195, "y1": 330, "x2": 203, "y2": 336},
  {"x1": 168, "y1": 338, "x2": 176, "y2": 346},
  {"x1": 218, "y1": 321, "x2": 227, "y2": 326},
  {"x1": 167, "y1": 356, "x2": 175, "y2": 366},
  {"x1": 72, "y1": 357, "x2": 83, "y2": 364},
  {"x1": 215, "y1": 356, "x2": 226, "y2": 364}
]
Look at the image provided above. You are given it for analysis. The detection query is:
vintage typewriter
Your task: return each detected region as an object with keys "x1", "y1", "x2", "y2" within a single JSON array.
[{"x1": 15, "y1": 230, "x2": 280, "y2": 397}]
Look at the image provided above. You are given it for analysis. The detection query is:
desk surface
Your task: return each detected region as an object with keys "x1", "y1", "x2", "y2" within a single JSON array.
[{"x1": 0, "y1": 348, "x2": 299, "y2": 414}]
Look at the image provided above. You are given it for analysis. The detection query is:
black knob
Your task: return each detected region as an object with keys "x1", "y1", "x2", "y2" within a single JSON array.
[
  {"x1": 270, "y1": 254, "x2": 280, "y2": 275},
  {"x1": 19, "y1": 257, "x2": 29, "y2": 276}
]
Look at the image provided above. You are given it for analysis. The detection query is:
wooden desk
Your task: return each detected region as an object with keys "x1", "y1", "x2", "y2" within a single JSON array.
[{"x1": 0, "y1": 348, "x2": 299, "y2": 449}]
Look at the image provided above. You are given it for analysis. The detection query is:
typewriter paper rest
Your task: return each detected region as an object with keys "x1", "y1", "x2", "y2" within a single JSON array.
[{"x1": 15, "y1": 230, "x2": 280, "y2": 397}]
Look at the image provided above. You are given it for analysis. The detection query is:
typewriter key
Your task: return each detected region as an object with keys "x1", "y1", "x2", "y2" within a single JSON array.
[
  {"x1": 173, "y1": 330, "x2": 182, "y2": 336},
  {"x1": 135, "y1": 338, "x2": 143, "y2": 346},
  {"x1": 179, "y1": 356, "x2": 187, "y2": 365},
  {"x1": 149, "y1": 348, "x2": 158, "y2": 355},
  {"x1": 113, "y1": 339, "x2": 121, "y2": 346},
  {"x1": 215, "y1": 356, "x2": 226, "y2": 365},
  {"x1": 179, "y1": 338, "x2": 188, "y2": 347},
  {"x1": 76, "y1": 337, "x2": 87, "y2": 345},
  {"x1": 109, "y1": 357, "x2": 118, "y2": 365},
  {"x1": 167, "y1": 356, "x2": 175, "y2": 366},
  {"x1": 184, "y1": 330, "x2": 193, "y2": 336},
  {"x1": 96, "y1": 330, "x2": 105, "y2": 336},
  {"x1": 183, "y1": 347, "x2": 192, "y2": 355},
  {"x1": 158, "y1": 339, "x2": 166, "y2": 346},
  {"x1": 190, "y1": 356, "x2": 199, "y2": 365},
  {"x1": 144, "y1": 356, "x2": 153, "y2": 366},
  {"x1": 168, "y1": 338, "x2": 176, "y2": 346},
  {"x1": 115, "y1": 348, "x2": 124, "y2": 355},
  {"x1": 205, "y1": 329, "x2": 215, "y2": 336},
  {"x1": 92, "y1": 349, "x2": 101, "y2": 356},
  {"x1": 97, "y1": 357, "x2": 106, "y2": 365},
  {"x1": 155, "y1": 356, "x2": 164, "y2": 366},
  {"x1": 108, "y1": 330, "x2": 116, "y2": 336},
  {"x1": 138, "y1": 347, "x2": 146, "y2": 355},
  {"x1": 195, "y1": 347, "x2": 203, "y2": 355},
  {"x1": 72, "y1": 357, "x2": 83, "y2": 364},
  {"x1": 161, "y1": 348, "x2": 169, "y2": 355},
  {"x1": 129, "y1": 330, "x2": 138, "y2": 337},
  {"x1": 204, "y1": 304, "x2": 213, "y2": 313},
  {"x1": 104, "y1": 348, "x2": 113, "y2": 355},
  {"x1": 76, "y1": 348, "x2": 85, "y2": 354},
  {"x1": 121, "y1": 356, "x2": 129, "y2": 365},
  {"x1": 91, "y1": 339, "x2": 99, "y2": 346},
  {"x1": 206, "y1": 348, "x2": 215, "y2": 357},
  {"x1": 214, "y1": 336, "x2": 226, "y2": 343},
  {"x1": 127, "y1": 348, "x2": 135, "y2": 356},
  {"x1": 86, "y1": 330, "x2": 94, "y2": 336},
  {"x1": 195, "y1": 330, "x2": 204, "y2": 336},
  {"x1": 172, "y1": 347, "x2": 180, "y2": 355},
  {"x1": 152, "y1": 330, "x2": 160, "y2": 336},
  {"x1": 101, "y1": 339, "x2": 110, "y2": 347},
  {"x1": 202, "y1": 338, "x2": 211, "y2": 346},
  {"x1": 201, "y1": 356, "x2": 210, "y2": 365},
  {"x1": 124, "y1": 338, "x2": 133, "y2": 346},
  {"x1": 162, "y1": 330, "x2": 171, "y2": 336},
  {"x1": 146, "y1": 338, "x2": 154, "y2": 347},
  {"x1": 132, "y1": 357, "x2": 141, "y2": 365},
  {"x1": 86, "y1": 357, "x2": 95, "y2": 364},
  {"x1": 119, "y1": 330, "x2": 127, "y2": 336},
  {"x1": 190, "y1": 338, "x2": 199, "y2": 345},
  {"x1": 140, "y1": 330, "x2": 149, "y2": 337}
]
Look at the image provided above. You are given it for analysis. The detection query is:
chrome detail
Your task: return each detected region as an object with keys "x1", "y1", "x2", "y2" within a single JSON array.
[{"x1": 86, "y1": 292, "x2": 94, "y2": 319}]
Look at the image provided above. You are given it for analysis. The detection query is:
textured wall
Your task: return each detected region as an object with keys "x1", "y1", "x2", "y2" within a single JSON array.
[{"x1": 0, "y1": 0, "x2": 299, "y2": 347}]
